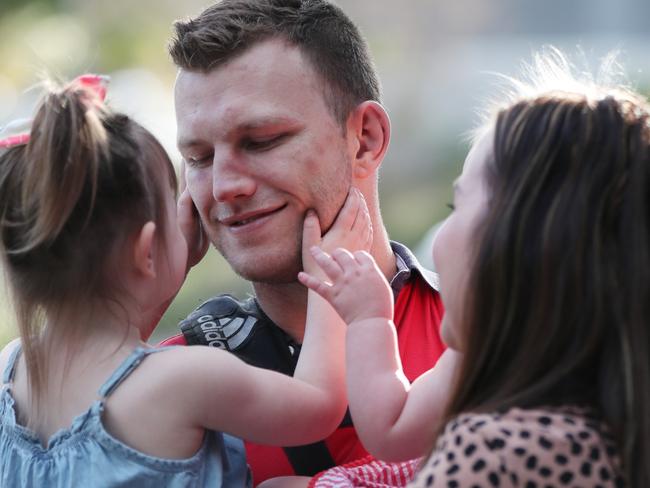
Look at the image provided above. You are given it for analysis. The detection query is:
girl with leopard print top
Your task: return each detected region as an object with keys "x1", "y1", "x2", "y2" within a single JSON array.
[{"x1": 301, "y1": 50, "x2": 648, "y2": 487}]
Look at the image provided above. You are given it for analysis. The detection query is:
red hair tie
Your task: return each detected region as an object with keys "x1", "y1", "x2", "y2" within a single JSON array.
[{"x1": 0, "y1": 74, "x2": 110, "y2": 150}]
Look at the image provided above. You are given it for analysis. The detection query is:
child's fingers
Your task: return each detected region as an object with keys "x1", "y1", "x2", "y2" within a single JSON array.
[
  {"x1": 364, "y1": 218, "x2": 373, "y2": 249},
  {"x1": 330, "y1": 247, "x2": 358, "y2": 271},
  {"x1": 349, "y1": 188, "x2": 368, "y2": 230},
  {"x1": 302, "y1": 210, "x2": 322, "y2": 250},
  {"x1": 178, "y1": 188, "x2": 209, "y2": 269},
  {"x1": 178, "y1": 189, "x2": 199, "y2": 242},
  {"x1": 351, "y1": 195, "x2": 373, "y2": 251},
  {"x1": 353, "y1": 250, "x2": 376, "y2": 268},
  {"x1": 311, "y1": 246, "x2": 344, "y2": 280},
  {"x1": 333, "y1": 187, "x2": 360, "y2": 232},
  {"x1": 297, "y1": 271, "x2": 332, "y2": 299},
  {"x1": 177, "y1": 187, "x2": 192, "y2": 226}
]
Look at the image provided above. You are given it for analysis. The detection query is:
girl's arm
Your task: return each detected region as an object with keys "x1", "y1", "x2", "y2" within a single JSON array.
[
  {"x1": 299, "y1": 248, "x2": 459, "y2": 461},
  {"x1": 346, "y1": 332, "x2": 458, "y2": 461},
  {"x1": 172, "y1": 342, "x2": 347, "y2": 445},
  {"x1": 172, "y1": 189, "x2": 372, "y2": 446}
]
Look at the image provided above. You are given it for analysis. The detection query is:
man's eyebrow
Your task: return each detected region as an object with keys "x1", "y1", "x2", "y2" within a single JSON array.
[
  {"x1": 177, "y1": 116, "x2": 303, "y2": 151},
  {"x1": 177, "y1": 138, "x2": 202, "y2": 151},
  {"x1": 237, "y1": 115, "x2": 300, "y2": 131}
]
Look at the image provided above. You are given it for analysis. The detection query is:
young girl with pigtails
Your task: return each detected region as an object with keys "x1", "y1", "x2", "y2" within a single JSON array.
[{"x1": 0, "y1": 75, "x2": 371, "y2": 487}]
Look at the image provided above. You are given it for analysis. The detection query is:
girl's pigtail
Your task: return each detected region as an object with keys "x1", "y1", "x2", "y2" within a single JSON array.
[
  {"x1": 0, "y1": 80, "x2": 110, "y2": 430},
  {"x1": 19, "y1": 82, "x2": 109, "y2": 253}
]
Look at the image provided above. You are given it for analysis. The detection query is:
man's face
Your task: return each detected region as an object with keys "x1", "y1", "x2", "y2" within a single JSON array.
[{"x1": 175, "y1": 39, "x2": 352, "y2": 284}]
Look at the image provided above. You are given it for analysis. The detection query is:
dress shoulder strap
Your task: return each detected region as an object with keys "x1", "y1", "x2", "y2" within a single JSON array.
[
  {"x1": 97, "y1": 346, "x2": 169, "y2": 399},
  {"x1": 2, "y1": 342, "x2": 22, "y2": 384}
]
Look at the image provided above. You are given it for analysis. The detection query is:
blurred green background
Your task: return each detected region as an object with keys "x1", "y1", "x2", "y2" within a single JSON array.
[{"x1": 1, "y1": 0, "x2": 649, "y2": 347}]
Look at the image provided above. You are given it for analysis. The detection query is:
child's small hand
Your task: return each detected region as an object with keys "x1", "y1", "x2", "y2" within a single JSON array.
[
  {"x1": 320, "y1": 188, "x2": 372, "y2": 256},
  {"x1": 178, "y1": 187, "x2": 209, "y2": 272},
  {"x1": 301, "y1": 188, "x2": 372, "y2": 278},
  {"x1": 298, "y1": 247, "x2": 394, "y2": 324}
]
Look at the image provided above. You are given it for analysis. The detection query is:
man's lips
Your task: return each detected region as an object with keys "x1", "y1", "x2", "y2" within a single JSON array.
[{"x1": 217, "y1": 204, "x2": 287, "y2": 227}]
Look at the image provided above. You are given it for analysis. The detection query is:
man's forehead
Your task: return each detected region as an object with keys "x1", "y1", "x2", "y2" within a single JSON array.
[
  {"x1": 174, "y1": 40, "x2": 326, "y2": 105},
  {"x1": 173, "y1": 69, "x2": 218, "y2": 105},
  {"x1": 175, "y1": 67, "x2": 299, "y2": 118}
]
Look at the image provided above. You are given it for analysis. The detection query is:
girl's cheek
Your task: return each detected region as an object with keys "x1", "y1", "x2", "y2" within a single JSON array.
[{"x1": 431, "y1": 219, "x2": 448, "y2": 273}]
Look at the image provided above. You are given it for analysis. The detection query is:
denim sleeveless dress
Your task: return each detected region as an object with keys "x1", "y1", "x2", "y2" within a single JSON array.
[{"x1": 0, "y1": 345, "x2": 252, "y2": 487}]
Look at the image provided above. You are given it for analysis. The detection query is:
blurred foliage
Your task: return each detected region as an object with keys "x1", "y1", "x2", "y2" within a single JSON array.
[
  {"x1": 0, "y1": 0, "x2": 56, "y2": 16},
  {"x1": 0, "y1": 278, "x2": 16, "y2": 349},
  {"x1": 1, "y1": 0, "x2": 649, "y2": 349}
]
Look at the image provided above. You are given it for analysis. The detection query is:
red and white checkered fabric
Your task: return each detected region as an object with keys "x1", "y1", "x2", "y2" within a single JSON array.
[{"x1": 309, "y1": 455, "x2": 422, "y2": 488}]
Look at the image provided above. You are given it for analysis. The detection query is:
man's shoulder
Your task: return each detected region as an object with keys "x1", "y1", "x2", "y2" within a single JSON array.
[
  {"x1": 184, "y1": 294, "x2": 263, "y2": 323},
  {"x1": 162, "y1": 294, "x2": 300, "y2": 374}
]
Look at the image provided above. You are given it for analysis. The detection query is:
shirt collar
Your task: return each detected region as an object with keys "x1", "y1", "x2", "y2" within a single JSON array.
[{"x1": 389, "y1": 241, "x2": 440, "y2": 296}]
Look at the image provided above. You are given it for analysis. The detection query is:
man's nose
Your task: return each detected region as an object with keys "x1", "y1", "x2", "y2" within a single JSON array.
[{"x1": 211, "y1": 152, "x2": 257, "y2": 202}]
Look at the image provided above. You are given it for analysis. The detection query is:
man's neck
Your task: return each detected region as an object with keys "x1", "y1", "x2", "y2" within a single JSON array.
[
  {"x1": 253, "y1": 231, "x2": 398, "y2": 343},
  {"x1": 253, "y1": 281, "x2": 309, "y2": 343},
  {"x1": 371, "y1": 227, "x2": 399, "y2": 284}
]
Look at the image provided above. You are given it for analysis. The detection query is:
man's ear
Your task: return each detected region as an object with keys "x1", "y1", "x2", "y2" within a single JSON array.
[
  {"x1": 133, "y1": 221, "x2": 157, "y2": 279},
  {"x1": 348, "y1": 101, "x2": 391, "y2": 180}
]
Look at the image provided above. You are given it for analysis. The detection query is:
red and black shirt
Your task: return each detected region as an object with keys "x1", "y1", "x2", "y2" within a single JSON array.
[{"x1": 160, "y1": 242, "x2": 446, "y2": 485}]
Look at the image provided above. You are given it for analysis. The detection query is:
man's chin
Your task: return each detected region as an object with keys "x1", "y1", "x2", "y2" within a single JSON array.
[
  {"x1": 229, "y1": 259, "x2": 303, "y2": 285},
  {"x1": 217, "y1": 237, "x2": 303, "y2": 285}
]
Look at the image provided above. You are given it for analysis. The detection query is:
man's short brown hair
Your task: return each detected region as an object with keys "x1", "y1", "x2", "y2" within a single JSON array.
[{"x1": 169, "y1": 0, "x2": 381, "y2": 126}]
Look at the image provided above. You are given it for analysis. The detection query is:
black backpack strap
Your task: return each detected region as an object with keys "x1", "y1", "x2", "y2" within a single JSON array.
[
  {"x1": 284, "y1": 442, "x2": 336, "y2": 476},
  {"x1": 282, "y1": 410, "x2": 354, "y2": 475},
  {"x1": 180, "y1": 295, "x2": 259, "y2": 351}
]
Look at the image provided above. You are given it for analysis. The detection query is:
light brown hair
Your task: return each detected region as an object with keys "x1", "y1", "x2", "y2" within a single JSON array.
[{"x1": 0, "y1": 80, "x2": 177, "y2": 427}]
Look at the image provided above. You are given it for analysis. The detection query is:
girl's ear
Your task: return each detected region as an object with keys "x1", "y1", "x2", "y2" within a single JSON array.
[{"x1": 133, "y1": 221, "x2": 157, "y2": 279}]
